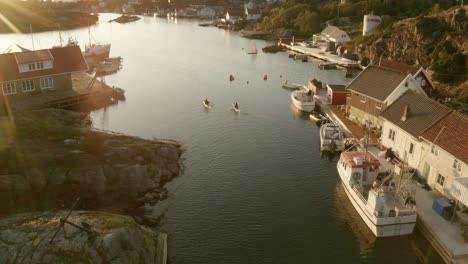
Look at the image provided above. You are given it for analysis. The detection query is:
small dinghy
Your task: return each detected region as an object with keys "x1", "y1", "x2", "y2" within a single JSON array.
[
  {"x1": 232, "y1": 102, "x2": 240, "y2": 113},
  {"x1": 309, "y1": 112, "x2": 325, "y2": 122},
  {"x1": 282, "y1": 81, "x2": 304, "y2": 90},
  {"x1": 202, "y1": 99, "x2": 211, "y2": 109}
]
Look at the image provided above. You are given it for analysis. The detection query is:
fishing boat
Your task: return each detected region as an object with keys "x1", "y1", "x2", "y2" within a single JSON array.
[
  {"x1": 232, "y1": 102, "x2": 240, "y2": 113},
  {"x1": 318, "y1": 62, "x2": 337, "y2": 70},
  {"x1": 309, "y1": 112, "x2": 326, "y2": 122},
  {"x1": 291, "y1": 88, "x2": 315, "y2": 112},
  {"x1": 282, "y1": 81, "x2": 304, "y2": 90},
  {"x1": 247, "y1": 40, "x2": 258, "y2": 54},
  {"x1": 337, "y1": 151, "x2": 417, "y2": 237},
  {"x1": 97, "y1": 60, "x2": 122, "y2": 75},
  {"x1": 83, "y1": 27, "x2": 111, "y2": 66},
  {"x1": 202, "y1": 99, "x2": 211, "y2": 109},
  {"x1": 320, "y1": 123, "x2": 345, "y2": 152}
]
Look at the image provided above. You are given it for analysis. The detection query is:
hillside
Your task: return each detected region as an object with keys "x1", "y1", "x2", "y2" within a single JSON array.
[{"x1": 344, "y1": 6, "x2": 467, "y2": 105}]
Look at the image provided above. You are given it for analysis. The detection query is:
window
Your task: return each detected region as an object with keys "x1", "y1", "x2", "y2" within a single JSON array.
[
  {"x1": 360, "y1": 95, "x2": 366, "y2": 103},
  {"x1": 388, "y1": 129, "x2": 395, "y2": 141},
  {"x1": 421, "y1": 79, "x2": 426, "y2": 86},
  {"x1": 37, "y1": 62, "x2": 44, "y2": 69},
  {"x1": 28, "y1": 63, "x2": 36, "y2": 71},
  {"x1": 376, "y1": 102, "x2": 382, "y2": 110},
  {"x1": 40, "y1": 77, "x2": 54, "y2": 89},
  {"x1": 409, "y1": 143, "x2": 414, "y2": 155},
  {"x1": 2, "y1": 82, "x2": 16, "y2": 95},
  {"x1": 431, "y1": 145, "x2": 439, "y2": 156},
  {"x1": 453, "y1": 159, "x2": 462, "y2": 172},
  {"x1": 22, "y1": 80, "x2": 34, "y2": 92},
  {"x1": 436, "y1": 174, "x2": 446, "y2": 187}
]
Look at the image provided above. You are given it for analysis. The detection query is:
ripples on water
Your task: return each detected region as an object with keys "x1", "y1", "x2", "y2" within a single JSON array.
[{"x1": 0, "y1": 14, "x2": 443, "y2": 264}]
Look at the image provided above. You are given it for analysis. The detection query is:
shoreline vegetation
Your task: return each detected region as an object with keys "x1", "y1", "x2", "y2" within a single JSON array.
[{"x1": 0, "y1": 1, "x2": 97, "y2": 34}]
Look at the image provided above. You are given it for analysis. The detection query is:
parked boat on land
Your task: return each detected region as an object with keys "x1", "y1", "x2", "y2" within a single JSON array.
[
  {"x1": 291, "y1": 89, "x2": 315, "y2": 112},
  {"x1": 319, "y1": 62, "x2": 337, "y2": 70},
  {"x1": 337, "y1": 151, "x2": 417, "y2": 237},
  {"x1": 282, "y1": 81, "x2": 304, "y2": 90},
  {"x1": 320, "y1": 123, "x2": 345, "y2": 152}
]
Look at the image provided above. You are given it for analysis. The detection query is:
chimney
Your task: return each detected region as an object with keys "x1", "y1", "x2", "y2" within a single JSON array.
[{"x1": 401, "y1": 104, "x2": 410, "y2": 121}]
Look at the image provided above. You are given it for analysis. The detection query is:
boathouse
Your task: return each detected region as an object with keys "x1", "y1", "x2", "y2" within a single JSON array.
[
  {"x1": 312, "y1": 26, "x2": 351, "y2": 46},
  {"x1": 0, "y1": 45, "x2": 88, "y2": 107},
  {"x1": 378, "y1": 59, "x2": 436, "y2": 94},
  {"x1": 345, "y1": 64, "x2": 426, "y2": 128},
  {"x1": 379, "y1": 90, "x2": 451, "y2": 171},
  {"x1": 326, "y1": 84, "x2": 349, "y2": 105}
]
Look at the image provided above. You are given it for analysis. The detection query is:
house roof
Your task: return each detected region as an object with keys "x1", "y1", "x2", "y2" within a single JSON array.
[
  {"x1": 0, "y1": 46, "x2": 88, "y2": 82},
  {"x1": 346, "y1": 65, "x2": 408, "y2": 101},
  {"x1": 14, "y1": 50, "x2": 54, "y2": 64},
  {"x1": 380, "y1": 90, "x2": 451, "y2": 138},
  {"x1": 421, "y1": 111, "x2": 468, "y2": 164},
  {"x1": 321, "y1": 25, "x2": 337, "y2": 36},
  {"x1": 378, "y1": 59, "x2": 420, "y2": 75}
]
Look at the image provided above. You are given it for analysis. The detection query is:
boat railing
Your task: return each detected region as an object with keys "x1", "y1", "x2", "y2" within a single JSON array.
[{"x1": 351, "y1": 185, "x2": 367, "y2": 205}]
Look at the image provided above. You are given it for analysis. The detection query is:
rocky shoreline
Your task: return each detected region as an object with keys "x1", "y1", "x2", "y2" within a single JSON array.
[{"x1": 0, "y1": 109, "x2": 183, "y2": 262}]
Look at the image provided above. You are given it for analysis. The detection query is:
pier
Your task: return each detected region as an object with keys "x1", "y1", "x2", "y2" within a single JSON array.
[{"x1": 279, "y1": 41, "x2": 360, "y2": 68}]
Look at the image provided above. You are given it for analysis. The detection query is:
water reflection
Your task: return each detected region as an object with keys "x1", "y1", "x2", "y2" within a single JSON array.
[{"x1": 334, "y1": 182, "x2": 377, "y2": 258}]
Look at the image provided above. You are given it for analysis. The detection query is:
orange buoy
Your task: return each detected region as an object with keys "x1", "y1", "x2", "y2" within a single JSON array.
[
  {"x1": 229, "y1": 74, "x2": 234, "y2": 81},
  {"x1": 263, "y1": 74, "x2": 268, "y2": 81}
]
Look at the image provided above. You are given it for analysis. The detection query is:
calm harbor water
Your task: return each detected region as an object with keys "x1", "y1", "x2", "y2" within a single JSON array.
[{"x1": 0, "y1": 14, "x2": 442, "y2": 264}]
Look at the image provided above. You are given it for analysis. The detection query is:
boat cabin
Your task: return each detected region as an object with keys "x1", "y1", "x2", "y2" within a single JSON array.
[{"x1": 340, "y1": 152, "x2": 381, "y2": 192}]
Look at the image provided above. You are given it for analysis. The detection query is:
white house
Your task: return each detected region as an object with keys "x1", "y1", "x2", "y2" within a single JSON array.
[
  {"x1": 245, "y1": 7, "x2": 261, "y2": 21},
  {"x1": 346, "y1": 64, "x2": 427, "y2": 128},
  {"x1": 379, "y1": 90, "x2": 452, "y2": 171},
  {"x1": 419, "y1": 111, "x2": 468, "y2": 200},
  {"x1": 313, "y1": 25, "x2": 351, "y2": 45}
]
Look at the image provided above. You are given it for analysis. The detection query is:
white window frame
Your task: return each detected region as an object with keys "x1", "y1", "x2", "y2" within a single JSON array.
[
  {"x1": 375, "y1": 102, "x2": 382, "y2": 110},
  {"x1": 436, "y1": 173, "x2": 446, "y2": 187},
  {"x1": 360, "y1": 95, "x2": 366, "y2": 103},
  {"x1": 37, "y1": 62, "x2": 44, "y2": 70},
  {"x1": 453, "y1": 159, "x2": 463, "y2": 173},
  {"x1": 2, "y1": 82, "x2": 17, "y2": 95},
  {"x1": 388, "y1": 129, "x2": 395, "y2": 141},
  {"x1": 22, "y1": 79, "x2": 35, "y2": 92},
  {"x1": 28, "y1": 63, "x2": 36, "y2": 71},
  {"x1": 40, "y1": 77, "x2": 54, "y2": 89},
  {"x1": 431, "y1": 145, "x2": 439, "y2": 156}
]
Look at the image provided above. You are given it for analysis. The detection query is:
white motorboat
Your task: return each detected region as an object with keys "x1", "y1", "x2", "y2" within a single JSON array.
[
  {"x1": 337, "y1": 151, "x2": 417, "y2": 237},
  {"x1": 202, "y1": 100, "x2": 212, "y2": 109},
  {"x1": 291, "y1": 89, "x2": 315, "y2": 112},
  {"x1": 232, "y1": 102, "x2": 240, "y2": 113},
  {"x1": 309, "y1": 113, "x2": 326, "y2": 122},
  {"x1": 320, "y1": 123, "x2": 345, "y2": 152},
  {"x1": 282, "y1": 81, "x2": 304, "y2": 90},
  {"x1": 247, "y1": 40, "x2": 258, "y2": 54}
]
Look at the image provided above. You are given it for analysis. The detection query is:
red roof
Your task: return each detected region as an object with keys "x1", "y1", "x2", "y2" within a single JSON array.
[
  {"x1": 421, "y1": 111, "x2": 468, "y2": 164},
  {"x1": 342, "y1": 151, "x2": 381, "y2": 168},
  {"x1": 0, "y1": 46, "x2": 87, "y2": 82},
  {"x1": 14, "y1": 50, "x2": 53, "y2": 64},
  {"x1": 378, "y1": 59, "x2": 420, "y2": 75}
]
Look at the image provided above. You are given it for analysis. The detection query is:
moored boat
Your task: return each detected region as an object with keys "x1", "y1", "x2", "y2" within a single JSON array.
[
  {"x1": 320, "y1": 123, "x2": 345, "y2": 152},
  {"x1": 309, "y1": 112, "x2": 326, "y2": 123},
  {"x1": 282, "y1": 81, "x2": 304, "y2": 90},
  {"x1": 319, "y1": 62, "x2": 337, "y2": 70},
  {"x1": 337, "y1": 151, "x2": 417, "y2": 237},
  {"x1": 291, "y1": 89, "x2": 315, "y2": 112}
]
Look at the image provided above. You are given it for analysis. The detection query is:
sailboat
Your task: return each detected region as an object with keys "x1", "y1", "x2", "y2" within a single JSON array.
[{"x1": 247, "y1": 40, "x2": 257, "y2": 54}]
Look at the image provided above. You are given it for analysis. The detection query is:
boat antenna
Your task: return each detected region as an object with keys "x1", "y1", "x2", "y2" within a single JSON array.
[{"x1": 30, "y1": 24, "x2": 35, "y2": 50}]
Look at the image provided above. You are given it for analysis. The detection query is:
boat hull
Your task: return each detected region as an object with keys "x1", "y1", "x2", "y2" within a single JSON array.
[
  {"x1": 291, "y1": 91, "x2": 315, "y2": 112},
  {"x1": 337, "y1": 165, "x2": 416, "y2": 237},
  {"x1": 203, "y1": 101, "x2": 211, "y2": 109}
]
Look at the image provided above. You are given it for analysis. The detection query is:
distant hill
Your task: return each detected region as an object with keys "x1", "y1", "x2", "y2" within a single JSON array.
[{"x1": 0, "y1": 0, "x2": 97, "y2": 34}]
